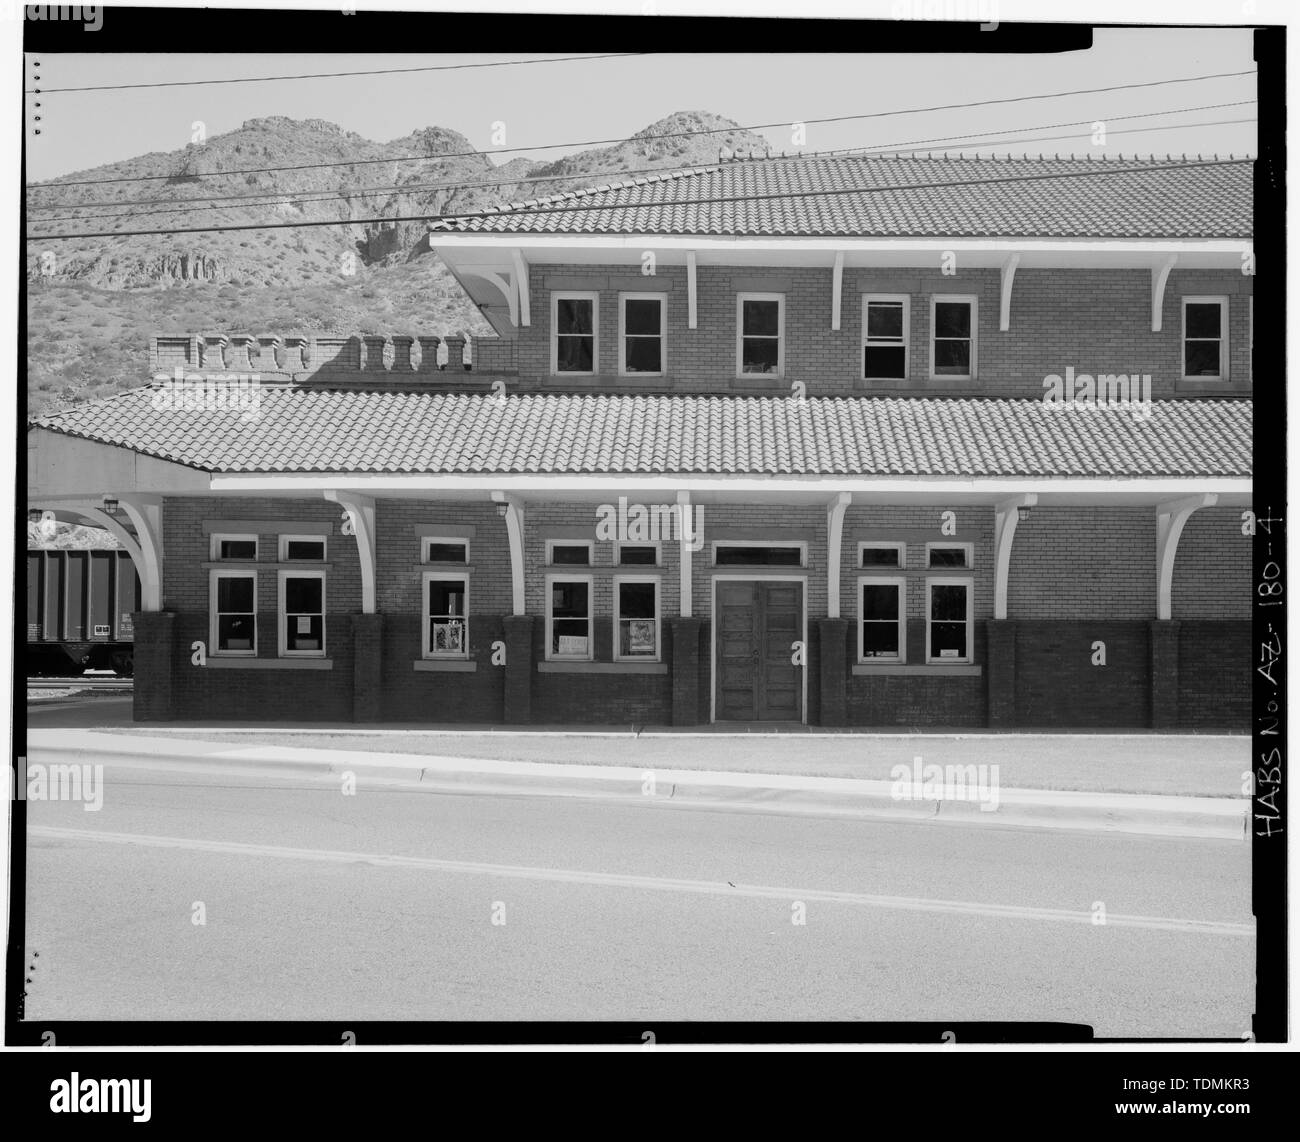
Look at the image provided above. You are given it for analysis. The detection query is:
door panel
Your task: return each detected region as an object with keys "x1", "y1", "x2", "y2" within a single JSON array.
[{"x1": 715, "y1": 580, "x2": 803, "y2": 722}]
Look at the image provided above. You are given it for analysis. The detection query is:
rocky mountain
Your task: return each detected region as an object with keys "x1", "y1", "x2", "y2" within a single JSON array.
[{"x1": 25, "y1": 111, "x2": 770, "y2": 415}]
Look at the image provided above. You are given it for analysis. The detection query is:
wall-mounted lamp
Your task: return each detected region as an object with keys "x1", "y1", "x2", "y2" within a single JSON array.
[
  {"x1": 496, "y1": 502, "x2": 509, "y2": 519},
  {"x1": 1017, "y1": 505, "x2": 1032, "y2": 523},
  {"x1": 27, "y1": 508, "x2": 42, "y2": 523},
  {"x1": 102, "y1": 495, "x2": 120, "y2": 515}
]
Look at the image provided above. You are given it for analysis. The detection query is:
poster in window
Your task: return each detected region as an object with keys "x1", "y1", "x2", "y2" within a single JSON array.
[
  {"x1": 433, "y1": 621, "x2": 464, "y2": 653},
  {"x1": 627, "y1": 619, "x2": 655, "y2": 654},
  {"x1": 557, "y1": 635, "x2": 588, "y2": 656},
  {"x1": 297, "y1": 615, "x2": 312, "y2": 634}
]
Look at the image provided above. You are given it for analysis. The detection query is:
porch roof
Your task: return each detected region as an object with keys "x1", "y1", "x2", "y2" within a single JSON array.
[{"x1": 30, "y1": 389, "x2": 1252, "y2": 480}]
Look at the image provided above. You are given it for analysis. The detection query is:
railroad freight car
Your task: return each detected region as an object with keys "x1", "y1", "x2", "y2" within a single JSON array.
[{"x1": 26, "y1": 549, "x2": 141, "y2": 676}]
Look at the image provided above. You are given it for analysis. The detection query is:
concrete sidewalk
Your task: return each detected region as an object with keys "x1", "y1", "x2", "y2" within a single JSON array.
[
  {"x1": 29, "y1": 728, "x2": 1247, "y2": 841},
  {"x1": 88, "y1": 724, "x2": 1248, "y2": 797}
]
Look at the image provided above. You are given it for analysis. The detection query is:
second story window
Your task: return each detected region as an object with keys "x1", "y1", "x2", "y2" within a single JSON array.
[
  {"x1": 552, "y1": 291, "x2": 598, "y2": 374},
  {"x1": 931, "y1": 296, "x2": 977, "y2": 380},
  {"x1": 620, "y1": 293, "x2": 666, "y2": 375},
  {"x1": 863, "y1": 296, "x2": 909, "y2": 379},
  {"x1": 1183, "y1": 296, "x2": 1228, "y2": 380},
  {"x1": 737, "y1": 293, "x2": 784, "y2": 376}
]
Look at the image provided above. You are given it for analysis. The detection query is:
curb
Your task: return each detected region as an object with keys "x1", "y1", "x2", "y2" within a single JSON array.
[{"x1": 28, "y1": 731, "x2": 1247, "y2": 841}]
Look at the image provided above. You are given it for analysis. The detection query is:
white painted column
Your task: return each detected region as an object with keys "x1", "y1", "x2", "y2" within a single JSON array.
[
  {"x1": 1156, "y1": 493, "x2": 1217, "y2": 620},
  {"x1": 999, "y1": 253, "x2": 1020, "y2": 332},
  {"x1": 831, "y1": 251, "x2": 844, "y2": 332},
  {"x1": 686, "y1": 252, "x2": 698, "y2": 330},
  {"x1": 826, "y1": 491, "x2": 851, "y2": 618},
  {"x1": 1151, "y1": 255, "x2": 1178, "y2": 332},
  {"x1": 324, "y1": 491, "x2": 377, "y2": 613},
  {"x1": 492, "y1": 491, "x2": 526, "y2": 616},
  {"x1": 115, "y1": 494, "x2": 164, "y2": 612},
  {"x1": 511, "y1": 248, "x2": 530, "y2": 327},
  {"x1": 677, "y1": 489, "x2": 693, "y2": 619},
  {"x1": 993, "y1": 493, "x2": 1037, "y2": 620}
]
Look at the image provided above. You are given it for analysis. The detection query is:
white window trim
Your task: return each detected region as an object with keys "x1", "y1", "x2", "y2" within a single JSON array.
[
  {"x1": 736, "y1": 292, "x2": 785, "y2": 378},
  {"x1": 545, "y1": 572, "x2": 594, "y2": 662},
  {"x1": 926, "y1": 576, "x2": 974, "y2": 665},
  {"x1": 209, "y1": 568, "x2": 257, "y2": 657},
  {"x1": 613, "y1": 574, "x2": 661, "y2": 663},
  {"x1": 711, "y1": 539, "x2": 807, "y2": 568},
  {"x1": 1181, "y1": 295, "x2": 1230, "y2": 382},
  {"x1": 210, "y1": 532, "x2": 258, "y2": 562},
  {"x1": 278, "y1": 568, "x2": 326, "y2": 658},
  {"x1": 278, "y1": 533, "x2": 327, "y2": 562},
  {"x1": 858, "y1": 575, "x2": 907, "y2": 664},
  {"x1": 422, "y1": 571, "x2": 470, "y2": 660},
  {"x1": 551, "y1": 290, "x2": 599, "y2": 376},
  {"x1": 614, "y1": 540, "x2": 661, "y2": 567},
  {"x1": 858, "y1": 540, "x2": 907, "y2": 570},
  {"x1": 929, "y1": 294, "x2": 978, "y2": 381},
  {"x1": 925, "y1": 541, "x2": 974, "y2": 569},
  {"x1": 423, "y1": 535, "x2": 471, "y2": 564},
  {"x1": 546, "y1": 538, "x2": 594, "y2": 566},
  {"x1": 618, "y1": 291, "x2": 667, "y2": 377},
  {"x1": 862, "y1": 294, "x2": 910, "y2": 381}
]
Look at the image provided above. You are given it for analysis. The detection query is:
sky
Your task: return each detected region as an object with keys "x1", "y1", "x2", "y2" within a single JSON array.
[{"x1": 25, "y1": 28, "x2": 1257, "y2": 183}]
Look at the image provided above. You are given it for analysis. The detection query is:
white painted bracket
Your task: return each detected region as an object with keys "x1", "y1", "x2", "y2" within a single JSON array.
[
  {"x1": 461, "y1": 268, "x2": 518, "y2": 327},
  {"x1": 678, "y1": 489, "x2": 693, "y2": 619},
  {"x1": 826, "y1": 491, "x2": 851, "y2": 618},
  {"x1": 58, "y1": 501, "x2": 148, "y2": 590},
  {"x1": 831, "y1": 251, "x2": 845, "y2": 332},
  {"x1": 1151, "y1": 254, "x2": 1178, "y2": 333},
  {"x1": 510, "y1": 248, "x2": 530, "y2": 328},
  {"x1": 111, "y1": 495, "x2": 163, "y2": 612},
  {"x1": 491, "y1": 491, "x2": 526, "y2": 616},
  {"x1": 686, "y1": 252, "x2": 697, "y2": 330},
  {"x1": 993, "y1": 492, "x2": 1037, "y2": 620},
  {"x1": 1156, "y1": 492, "x2": 1216, "y2": 620},
  {"x1": 999, "y1": 253, "x2": 1020, "y2": 332},
  {"x1": 325, "y1": 491, "x2": 376, "y2": 613}
]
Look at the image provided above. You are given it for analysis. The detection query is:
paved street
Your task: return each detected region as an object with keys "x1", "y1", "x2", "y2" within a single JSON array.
[{"x1": 20, "y1": 751, "x2": 1251, "y2": 1034}]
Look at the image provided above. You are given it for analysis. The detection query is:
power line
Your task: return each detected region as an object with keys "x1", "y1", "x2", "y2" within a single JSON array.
[
  {"x1": 25, "y1": 158, "x2": 1251, "y2": 243},
  {"x1": 27, "y1": 119, "x2": 1258, "y2": 233},
  {"x1": 27, "y1": 100, "x2": 1257, "y2": 217},
  {"x1": 27, "y1": 67, "x2": 1257, "y2": 190},
  {"x1": 26, "y1": 53, "x2": 649, "y2": 94}
]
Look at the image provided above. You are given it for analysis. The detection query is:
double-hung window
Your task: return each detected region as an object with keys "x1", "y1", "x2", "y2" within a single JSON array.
[
  {"x1": 931, "y1": 296, "x2": 977, "y2": 379},
  {"x1": 619, "y1": 293, "x2": 666, "y2": 375},
  {"x1": 863, "y1": 295, "x2": 909, "y2": 380},
  {"x1": 279, "y1": 570, "x2": 325, "y2": 656},
  {"x1": 1182, "y1": 296, "x2": 1229, "y2": 380},
  {"x1": 614, "y1": 576, "x2": 660, "y2": 661},
  {"x1": 927, "y1": 578, "x2": 973, "y2": 664},
  {"x1": 737, "y1": 293, "x2": 784, "y2": 376},
  {"x1": 859, "y1": 577, "x2": 905, "y2": 662},
  {"x1": 424, "y1": 573, "x2": 468, "y2": 659},
  {"x1": 210, "y1": 569, "x2": 257, "y2": 656},
  {"x1": 552, "y1": 291, "x2": 598, "y2": 374},
  {"x1": 547, "y1": 574, "x2": 592, "y2": 660}
]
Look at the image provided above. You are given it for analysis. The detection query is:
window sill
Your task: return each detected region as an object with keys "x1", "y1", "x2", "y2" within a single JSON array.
[
  {"x1": 411, "y1": 563, "x2": 475, "y2": 572},
  {"x1": 203, "y1": 562, "x2": 333, "y2": 571},
  {"x1": 413, "y1": 659, "x2": 477, "y2": 672},
  {"x1": 538, "y1": 661, "x2": 667, "y2": 674},
  {"x1": 206, "y1": 657, "x2": 333, "y2": 670},
  {"x1": 853, "y1": 663, "x2": 981, "y2": 676}
]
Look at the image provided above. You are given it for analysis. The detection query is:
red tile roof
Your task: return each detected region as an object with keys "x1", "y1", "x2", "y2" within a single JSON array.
[
  {"x1": 429, "y1": 154, "x2": 1253, "y2": 239},
  {"x1": 32, "y1": 389, "x2": 1252, "y2": 479}
]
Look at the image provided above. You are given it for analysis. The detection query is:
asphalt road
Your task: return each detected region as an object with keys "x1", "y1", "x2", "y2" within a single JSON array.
[{"x1": 19, "y1": 758, "x2": 1252, "y2": 1034}]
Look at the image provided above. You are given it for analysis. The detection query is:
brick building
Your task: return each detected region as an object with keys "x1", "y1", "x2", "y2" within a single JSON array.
[{"x1": 27, "y1": 153, "x2": 1253, "y2": 728}]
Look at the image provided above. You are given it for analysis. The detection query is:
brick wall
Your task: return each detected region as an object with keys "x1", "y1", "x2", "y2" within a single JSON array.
[
  {"x1": 516, "y1": 263, "x2": 1252, "y2": 399},
  {"x1": 1012, "y1": 621, "x2": 1151, "y2": 728},
  {"x1": 1177, "y1": 621, "x2": 1251, "y2": 729},
  {"x1": 1172, "y1": 506, "x2": 1252, "y2": 619}
]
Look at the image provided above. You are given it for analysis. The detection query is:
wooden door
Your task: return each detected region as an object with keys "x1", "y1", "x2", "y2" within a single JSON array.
[{"x1": 716, "y1": 580, "x2": 803, "y2": 721}]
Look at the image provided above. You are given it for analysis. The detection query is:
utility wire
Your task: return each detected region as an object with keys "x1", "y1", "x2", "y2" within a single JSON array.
[
  {"x1": 27, "y1": 118, "x2": 1258, "y2": 230},
  {"x1": 26, "y1": 53, "x2": 649, "y2": 94},
  {"x1": 27, "y1": 68, "x2": 1257, "y2": 190},
  {"x1": 27, "y1": 100, "x2": 1257, "y2": 216},
  {"x1": 26, "y1": 157, "x2": 1251, "y2": 243}
]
